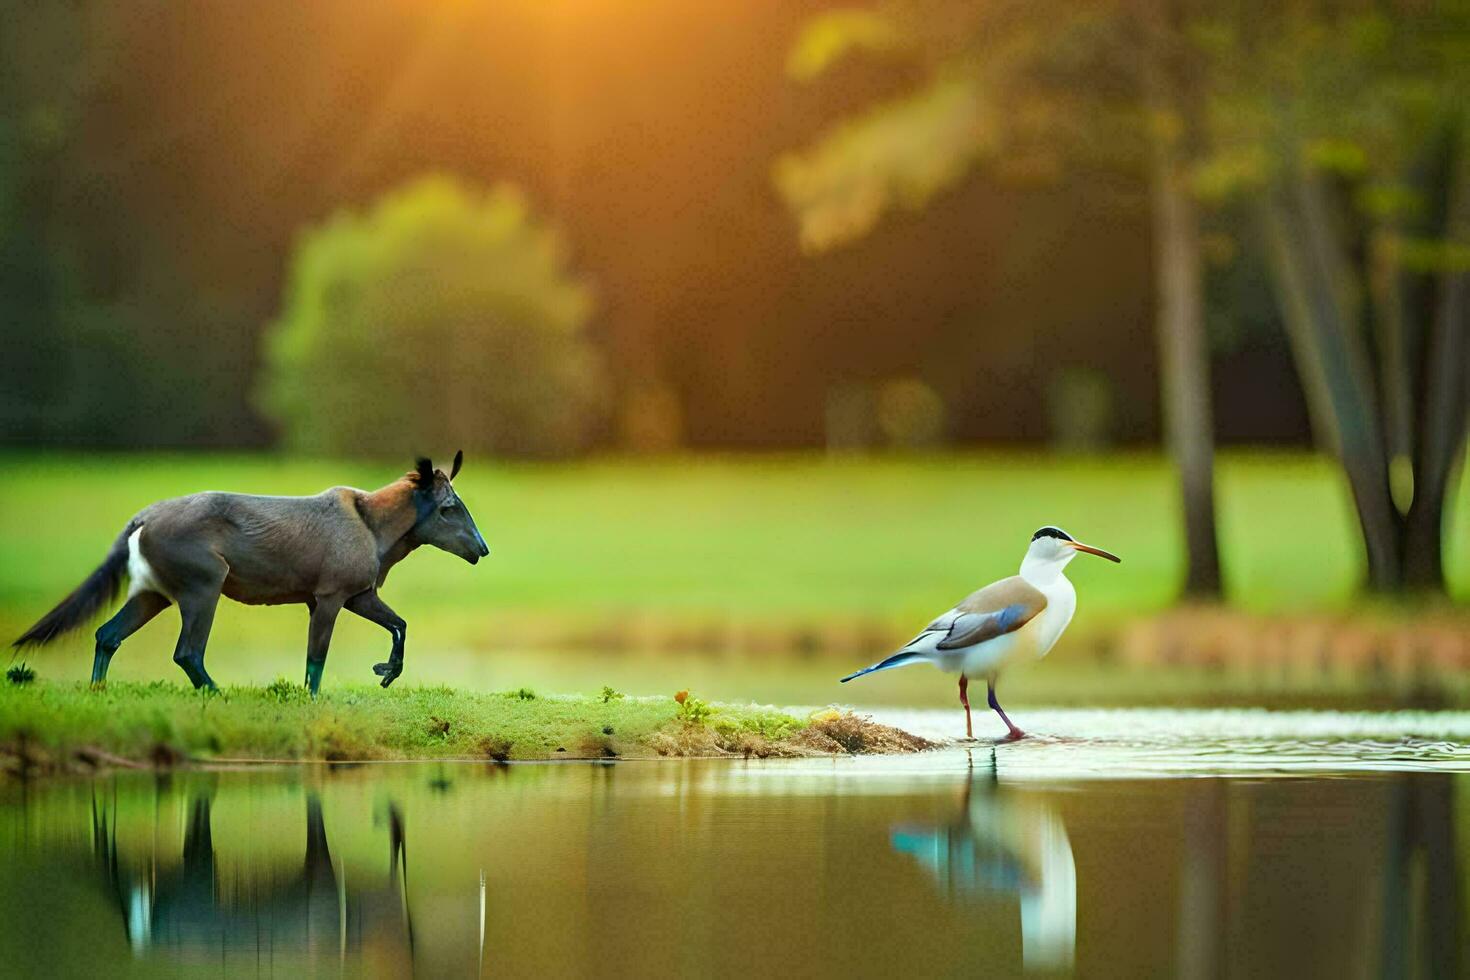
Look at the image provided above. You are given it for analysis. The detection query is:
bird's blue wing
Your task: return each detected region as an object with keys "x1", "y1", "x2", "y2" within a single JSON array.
[{"x1": 935, "y1": 603, "x2": 1033, "y2": 650}]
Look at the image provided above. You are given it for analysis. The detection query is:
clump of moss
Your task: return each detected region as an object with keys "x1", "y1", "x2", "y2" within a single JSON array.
[{"x1": 6, "y1": 663, "x2": 36, "y2": 686}]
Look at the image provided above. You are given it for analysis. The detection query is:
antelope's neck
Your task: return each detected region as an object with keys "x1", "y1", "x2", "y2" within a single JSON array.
[{"x1": 360, "y1": 481, "x2": 422, "y2": 563}]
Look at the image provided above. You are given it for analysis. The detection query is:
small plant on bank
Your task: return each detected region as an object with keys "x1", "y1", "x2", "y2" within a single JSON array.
[
  {"x1": 265, "y1": 676, "x2": 306, "y2": 703},
  {"x1": 508, "y1": 687, "x2": 537, "y2": 701},
  {"x1": 6, "y1": 663, "x2": 36, "y2": 686},
  {"x1": 600, "y1": 685, "x2": 625, "y2": 703},
  {"x1": 674, "y1": 690, "x2": 712, "y2": 725}
]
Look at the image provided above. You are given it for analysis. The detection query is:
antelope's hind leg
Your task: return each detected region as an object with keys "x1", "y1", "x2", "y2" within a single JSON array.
[
  {"x1": 92, "y1": 591, "x2": 170, "y2": 685},
  {"x1": 172, "y1": 588, "x2": 223, "y2": 691},
  {"x1": 304, "y1": 596, "x2": 345, "y2": 695},
  {"x1": 345, "y1": 591, "x2": 407, "y2": 688}
]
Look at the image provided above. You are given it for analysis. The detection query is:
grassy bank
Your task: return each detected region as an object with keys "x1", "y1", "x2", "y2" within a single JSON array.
[{"x1": 0, "y1": 681, "x2": 930, "y2": 773}]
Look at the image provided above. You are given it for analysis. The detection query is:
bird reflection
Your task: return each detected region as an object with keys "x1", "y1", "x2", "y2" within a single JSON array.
[
  {"x1": 91, "y1": 786, "x2": 414, "y2": 966},
  {"x1": 890, "y1": 750, "x2": 1076, "y2": 971}
]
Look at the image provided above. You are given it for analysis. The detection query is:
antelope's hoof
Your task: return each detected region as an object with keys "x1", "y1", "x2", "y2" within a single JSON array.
[{"x1": 374, "y1": 661, "x2": 402, "y2": 688}]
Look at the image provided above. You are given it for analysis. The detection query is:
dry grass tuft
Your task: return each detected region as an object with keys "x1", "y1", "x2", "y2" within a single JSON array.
[
  {"x1": 803, "y1": 710, "x2": 935, "y2": 754},
  {"x1": 478, "y1": 735, "x2": 514, "y2": 762},
  {"x1": 647, "y1": 710, "x2": 932, "y2": 758},
  {"x1": 647, "y1": 724, "x2": 819, "y2": 758},
  {"x1": 576, "y1": 733, "x2": 620, "y2": 758}
]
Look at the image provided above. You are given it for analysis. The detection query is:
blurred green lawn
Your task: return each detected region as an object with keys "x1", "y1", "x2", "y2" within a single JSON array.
[{"x1": 0, "y1": 452, "x2": 1465, "y2": 701}]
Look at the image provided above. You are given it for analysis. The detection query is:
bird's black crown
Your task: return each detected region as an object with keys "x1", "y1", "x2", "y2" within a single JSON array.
[{"x1": 1031, "y1": 526, "x2": 1073, "y2": 542}]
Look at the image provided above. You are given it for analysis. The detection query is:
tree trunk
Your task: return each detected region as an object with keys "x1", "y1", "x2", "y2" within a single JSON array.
[
  {"x1": 1148, "y1": 131, "x2": 1223, "y2": 598},
  {"x1": 1258, "y1": 173, "x2": 1404, "y2": 591},
  {"x1": 1139, "y1": 0, "x2": 1223, "y2": 599},
  {"x1": 1402, "y1": 117, "x2": 1470, "y2": 592},
  {"x1": 1367, "y1": 223, "x2": 1416, "y2": 514}
]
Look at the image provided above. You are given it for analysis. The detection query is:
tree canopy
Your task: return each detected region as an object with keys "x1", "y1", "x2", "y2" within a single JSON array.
[{"x1": 258, "y1": 176, "x2": 604, "y2": 459}]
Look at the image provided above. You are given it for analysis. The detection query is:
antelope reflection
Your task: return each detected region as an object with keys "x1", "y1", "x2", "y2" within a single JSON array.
[
  {"x1": 91, "y1": 787, "x2": 413, "y2": 966},
  {"x1": 890, "y1": 752, "x2": 1076, "y2": 971}
]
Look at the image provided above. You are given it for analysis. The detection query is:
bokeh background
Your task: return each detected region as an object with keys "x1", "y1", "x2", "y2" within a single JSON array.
[{"x1": 1, "y1": 0, "x2": 1466, "y2": 707}]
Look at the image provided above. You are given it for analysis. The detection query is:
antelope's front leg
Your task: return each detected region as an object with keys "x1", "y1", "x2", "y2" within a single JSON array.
[{"x1": 345, "y1": 591, "x2": 408, "y2": 688}]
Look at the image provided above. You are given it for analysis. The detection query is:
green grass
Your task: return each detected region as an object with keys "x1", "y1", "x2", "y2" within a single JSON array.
[
  {"x1": 0, "y1": 451, "x2": 1464, "y2": 696},
  {"x1": 0, "y1": 680, "x2": 826, "y2": 766}
]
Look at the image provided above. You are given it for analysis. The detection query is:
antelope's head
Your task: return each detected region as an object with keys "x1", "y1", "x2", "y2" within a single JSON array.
[{"x1": 410, "y1": 451, "x2": 489, "y2": 565}]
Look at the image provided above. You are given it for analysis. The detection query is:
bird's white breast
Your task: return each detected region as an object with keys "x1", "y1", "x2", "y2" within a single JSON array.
[{"x1": 1031, "y1": 575, "x2": 1076, "y2": 658}]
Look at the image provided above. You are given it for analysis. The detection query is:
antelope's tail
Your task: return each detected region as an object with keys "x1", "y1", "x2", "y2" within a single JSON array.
[
  {"x1": 12, "y1": 518, "x2": 142, "y2": 649},
  {"x1": 840, "y1": 649, "x2": 924, "y2": 683}
]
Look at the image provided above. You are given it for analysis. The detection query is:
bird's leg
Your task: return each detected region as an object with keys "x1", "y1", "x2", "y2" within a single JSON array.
[
  {"x1": 960, "y1": 676, "x2": 973, "y2": 738},
  {"x1": 987, "y1": 677, "x2": 1025, "y2": 741},
  {"x1": 958, "y1": 675, "x2": 973, "y2": 739}
]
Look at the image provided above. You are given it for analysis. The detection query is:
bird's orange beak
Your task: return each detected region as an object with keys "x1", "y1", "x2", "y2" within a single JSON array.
[{"x1": 1068, "y1": 541, "x2": 1122, "y2": 563}]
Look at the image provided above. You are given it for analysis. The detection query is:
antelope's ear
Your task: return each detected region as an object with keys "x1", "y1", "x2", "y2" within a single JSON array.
[
  {"x1": 449, "y1": 449, "x2": 463, "y2": 481},
  {"x1": 414, "y1": 457, "x2": 435, "y2": 487}
]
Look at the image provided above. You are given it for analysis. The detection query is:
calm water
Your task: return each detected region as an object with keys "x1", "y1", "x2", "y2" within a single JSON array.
[{"x1": 3, "y1": 709, "x2": 1470, "y2": 978}]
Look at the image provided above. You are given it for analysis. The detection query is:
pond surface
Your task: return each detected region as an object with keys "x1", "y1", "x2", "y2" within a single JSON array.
[{"x1": 3, "y1": 708, "x2": 1469, "y2": 978}]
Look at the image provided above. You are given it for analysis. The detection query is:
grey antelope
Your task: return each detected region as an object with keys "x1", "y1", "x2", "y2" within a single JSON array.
[{"x1": 12, "y1": 453, "x2": 488, "y2": 693}]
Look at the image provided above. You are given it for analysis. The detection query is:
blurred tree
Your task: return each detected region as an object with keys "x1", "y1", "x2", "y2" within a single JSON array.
[
  {"x1": 1046, "y1": 367, "x2": 1117, "y2": 451},
  {"x1": 258, "y1": 176, "x2": 605, "y2": 459},
  {"x1": 1198, "y1": 5, "x2": 1469, "y2": 593},
  {"x1": 876, "y1": 376, "x2": 947, "y2": 448},
  {"x1": 775, "y1": 0, "x2": 1225, "y2": 597},
  {"x1": 0, "y1": 2, "x2": 265, "y2": 450}
]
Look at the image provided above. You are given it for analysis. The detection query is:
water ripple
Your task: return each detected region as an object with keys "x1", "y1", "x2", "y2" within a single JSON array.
[{"x1": 840, "y1": 707, "x2": 1470, "y2": 779}]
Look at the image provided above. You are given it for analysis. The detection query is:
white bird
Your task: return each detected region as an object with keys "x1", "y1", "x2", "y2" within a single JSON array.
[{"x1": 841, "y1": 526, "x2": 1121, "y2": 740}]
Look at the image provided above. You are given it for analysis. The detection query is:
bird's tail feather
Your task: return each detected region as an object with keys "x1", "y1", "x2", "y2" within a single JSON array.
[{"x1": 840, "y1": 650, "x2": 922, "y2": 683}]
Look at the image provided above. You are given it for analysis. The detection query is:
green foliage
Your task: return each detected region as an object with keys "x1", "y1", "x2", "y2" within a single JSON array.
[
  {"x1": 508, "y1": 687, "x2": 538, "y2": 701},
  {"x1": 718, "y1": 709, "x2": 803, "y2": 741},
  {"x1": 774, "y1": 76, "x2": 992, "y2": 252},
  {"x1": 259, "y1": 174, "x2": 605, "y2": 458},
  {"x1": 786, "y1": 9, "x2": 903, "y2": 81},
  {"x1": 775, "y1": 1, "x2": 1106, "y2": 253},
  {"x1": 600, "y1": 685, "x2": 625, "y2": 703},
  {"x1": 6, "y1": 663, "x2": 35, "y2": 686}
]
